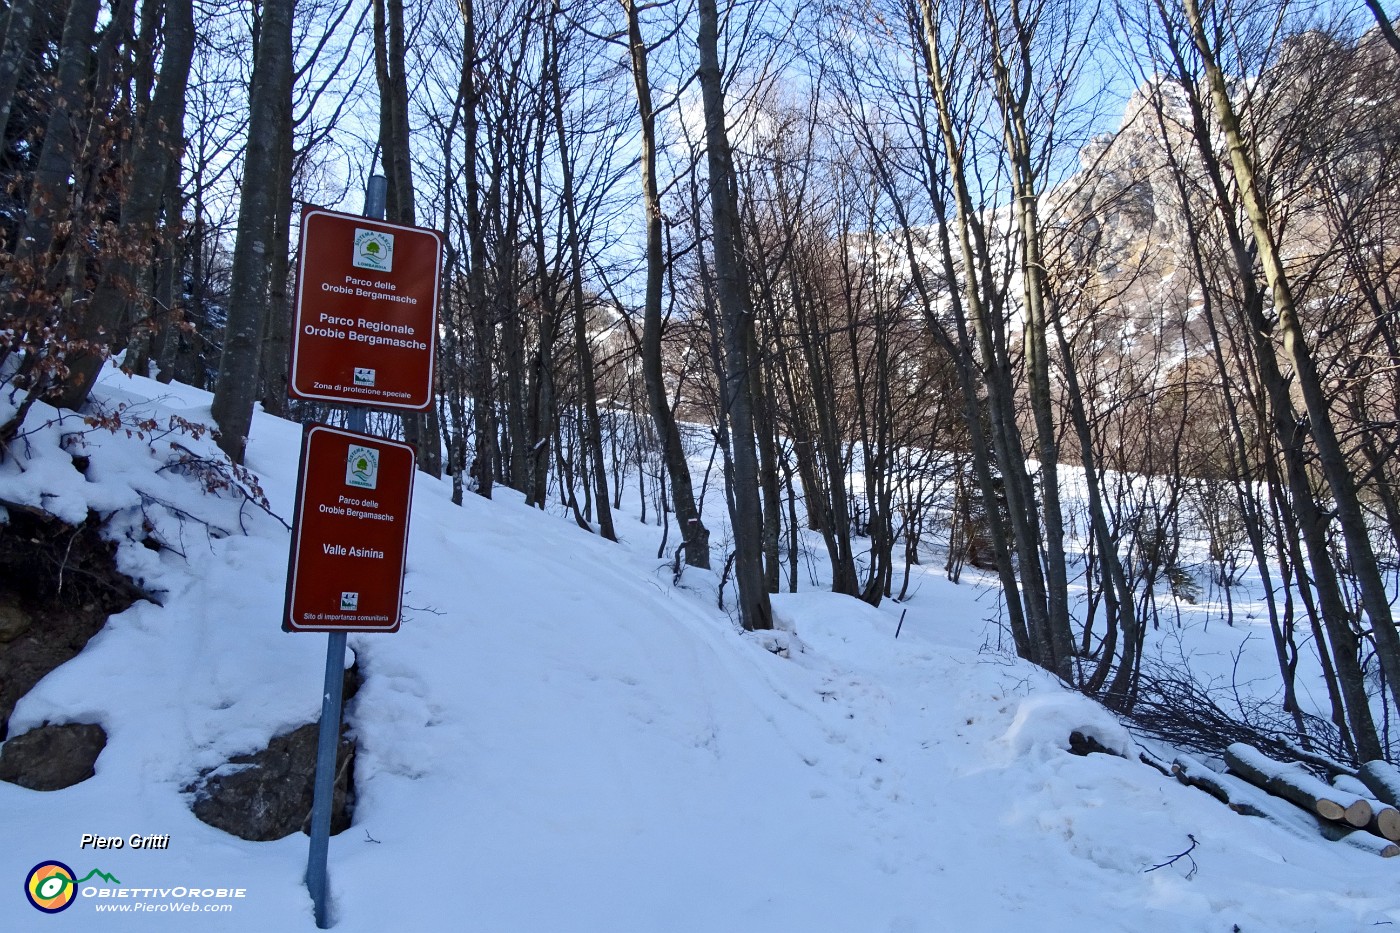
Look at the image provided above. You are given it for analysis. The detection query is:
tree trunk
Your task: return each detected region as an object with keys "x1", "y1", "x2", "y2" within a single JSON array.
[
  {"x1": 916, "y1": 0, "x2": 1046, "y2": 664},
  {"x1": 210, "y1": 0, "x2": 295, "y2": 463},
  {"x1": 1361, "y1": 0, "x2": 1400, "y2": 58},
  {"x1": 696, "y1": 0, "x2": 770, "y2": 630},
  {"x1": 0, "y1": 0, "x2": 37, "y2": 146},
  {"x1": 374, "y1": 0, "x2": 440, "y2": 475},
  {"x1": 860, "y1": 96, "x2": 1032, "y2": 656},
  {"x1": 1183, "y1": 0, "x2": 1400, "y2": 731},
  {"x1": 524, "y1": 122, "x2": 557, "y2": 509},
  {"x1": 622, "y1": 0, "x2": 710, "y2": 568},
  {"x1": 548, "y1": 4, "x2": 614, "y2": 541},
  {"x1": 1176, "y1": 755, "x2": 1399, "y2": 857},
  {"x1": 980, "y1": 0, "x2": 1074, "y2": 680},
  {"x1": 258, "y1": 70, "x2": 295, "y2": 419},
  {"x1": 82, "y1": 0, "x2": 194, "y2": 354},
  {"x1": 1225, "y1": 744, "x2": 1372, "y2": 827},
  {"x1": 1359, "y1": 761, "x2": 1400, "y2": 808},
  {"x1": 458, "y1": 0, "x2": 494, "y2": 498},
  {"x1": 1149, "y1": 2, "x2": 1381, "y2": 759},
  {"x1": 10, "y1": 0, "x2": 99, "y2": 279}
]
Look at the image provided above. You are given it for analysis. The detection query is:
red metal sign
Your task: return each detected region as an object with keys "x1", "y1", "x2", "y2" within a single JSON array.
[
  {"x1": 284, "y1": 424, "x2": 416, "y2": 633},
  {"x1": 289, "y1": 207, "x2": 442, "y2": 411}
]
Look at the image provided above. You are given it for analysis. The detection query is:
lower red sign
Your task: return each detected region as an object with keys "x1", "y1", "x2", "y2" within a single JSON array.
[{"x1": 284, "y1": 424, "x2": 416, "y2": 633}]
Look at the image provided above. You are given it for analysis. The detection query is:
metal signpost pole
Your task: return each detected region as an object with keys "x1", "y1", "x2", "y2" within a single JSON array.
[
  {"x1": 306, "y1": 635, "x2": 346, "y2": 929},
  {"x1": 305, "y1": 175, "x2": 387, "y2": 929}
]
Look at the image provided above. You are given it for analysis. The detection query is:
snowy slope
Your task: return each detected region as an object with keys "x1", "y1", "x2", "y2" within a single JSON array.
[{"x1": 2, "y1": 365, "x2": 1397, "y2": 931}]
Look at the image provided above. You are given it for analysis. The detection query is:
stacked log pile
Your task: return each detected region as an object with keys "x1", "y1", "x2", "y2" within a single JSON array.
[{"x1": 1170, "y1": 744, "x2": 1400, "y2": 858}]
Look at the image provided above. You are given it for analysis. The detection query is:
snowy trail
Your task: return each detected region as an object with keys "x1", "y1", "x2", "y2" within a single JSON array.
[{"x1": 2, "y1": 367, "x2": 1398, "y2": 930}]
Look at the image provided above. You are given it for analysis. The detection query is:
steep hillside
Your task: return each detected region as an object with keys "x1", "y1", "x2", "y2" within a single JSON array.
[{"x1": 1051, "y1": 26, "x2": 1400, "y2": 387}]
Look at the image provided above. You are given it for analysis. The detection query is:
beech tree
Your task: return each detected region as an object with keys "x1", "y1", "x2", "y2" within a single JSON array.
[
  {"x1": 3, "y1": 0, "x2": 1398, "y2": 761},
  {"x1": 211, "y1": 0, "x2": 296, "y2": 463},
  {"x1": 696, "y1": 0, "x2": 772, "y2": 631},
  {"x1": 621, "y1": 0, "x2": 711, "y2": 569},
  {"x1": 373, "y1": 0, "x2": 442, "y2": 476}
]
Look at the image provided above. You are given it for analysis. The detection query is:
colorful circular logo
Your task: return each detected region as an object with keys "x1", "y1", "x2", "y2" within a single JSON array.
[{"x1": 25, "y1": 861, "x2": 77, "y2": 913}]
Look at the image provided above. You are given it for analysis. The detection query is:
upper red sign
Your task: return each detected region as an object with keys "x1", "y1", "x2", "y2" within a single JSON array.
[
  {"x1": 289, "y1": 207, "x2": 442, "y2": 411},
  {"x1": 284, "y1": 424, "x2": 417, "y2": 633}
]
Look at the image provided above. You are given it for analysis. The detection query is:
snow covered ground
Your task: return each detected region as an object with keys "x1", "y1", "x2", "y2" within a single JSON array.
[{"x1": 2, "y1": 364, "x2": 1397, "y2": 931}]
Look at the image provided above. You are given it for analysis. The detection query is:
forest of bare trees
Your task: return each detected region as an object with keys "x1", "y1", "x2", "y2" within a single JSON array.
[{"x1": 1, "y1": 0, "x2": 1398, "y2": 762}]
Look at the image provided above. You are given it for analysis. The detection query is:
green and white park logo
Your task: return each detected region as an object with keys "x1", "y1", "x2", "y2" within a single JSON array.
[
  {"x1": 353, "y1": 228, "x2": 394, "y2": 272},
  {"x1": 346, "y1": 444, "x2": 379, "y2": 490}
]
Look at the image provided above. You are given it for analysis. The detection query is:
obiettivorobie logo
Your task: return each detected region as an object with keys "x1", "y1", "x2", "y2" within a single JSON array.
[
  {"x1": 23, "y1": 860, "x2": 248, "y2": 915},
  {"x1": 353, "y1": 228, "x2": 394, "y2": 272},
  {"x1": 25, "y1": 861, "x2": 120, "y2": 913}
]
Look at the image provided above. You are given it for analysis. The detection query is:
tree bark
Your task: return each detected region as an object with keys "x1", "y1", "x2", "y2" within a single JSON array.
[
  {"x1": 375, "y1": 0, "x2": 440, "y2": 475},
  {"x1": 0, "y1": 0, "x2": 36, "y2": 145},
  {"x1": 458, "y1": 0, "x2": 494, "y2": 499},
  {"x1": 82, "y1": 0, "x2": 193, "y2": 353},
  {"x1": 1225, "y1": 744, "x2": 1372, "y2": 827},
  {"x1": 696, "y1": 0, "x2": 771, "y2": 630},
  {"x1": 11, "y1": 0, "x2": 99, "y2": 276},
  {"x1": 548, "y1": 4, "x2": 614, "y2": 541},
  {"x1": 621, "y1": 0, "x2": 710, "y2": 567},
  {"x1": 257, "y1": 96, "x2": 295, "y2": 419},
  {"x1": 1183, "y1": 0, "x2": 1400, "y2": 731},
  {"x1": 916, "y1": 0, "x2": 1050, "y2": 665},
  {"x1": 210, "y1": 0, "x2": 295, "y2": 462}
]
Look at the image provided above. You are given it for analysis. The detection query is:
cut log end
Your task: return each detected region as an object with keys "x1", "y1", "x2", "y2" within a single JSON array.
[
  {"x1": 1225, "y1": 744, "x2": 1368, "y2": 827},
  {"x1": 1375, "y1": 807, "x2": 1400, "y2": 843},
  {"x1": 1343, "y1": 798, "x2": 1374, "y2": 829},
  {"x1": 1178, "y1": 750, "x2": 1400, "y2": 858},
  {"x1": 1315, "y1": 799, "x2": 1345, "y2": 822}
]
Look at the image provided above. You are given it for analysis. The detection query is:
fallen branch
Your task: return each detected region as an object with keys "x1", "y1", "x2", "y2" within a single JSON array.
[{"x1": 1143, "y1": 835, "x2": 1198, "y2": 878}]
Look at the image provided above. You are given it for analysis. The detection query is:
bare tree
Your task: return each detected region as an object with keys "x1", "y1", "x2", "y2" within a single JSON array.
[
  {"x1": 621, "y1": 0, "x2": 711, "y2": 568},
  {"x1": 1180, "y1": 0, "x2": 1400, "y2": 745},
  {"x1": 696, "y1": 0, "x2": 772, "y2": 631},
  {"x1": 211, "y1": 0, "x2": 296, "y2": 462}
]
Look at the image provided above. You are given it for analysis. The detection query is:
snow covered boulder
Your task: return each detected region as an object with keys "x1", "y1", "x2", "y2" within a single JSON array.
[
  {"x1": 0, "y1": 721, "x2": 107, "y2": 790},
  {"x1": 1000, "y1": 691, "x2": 1133, "y2": 761},
  {"x1": 187, "y1": 720, "x2": 356, "y2": 842}
]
